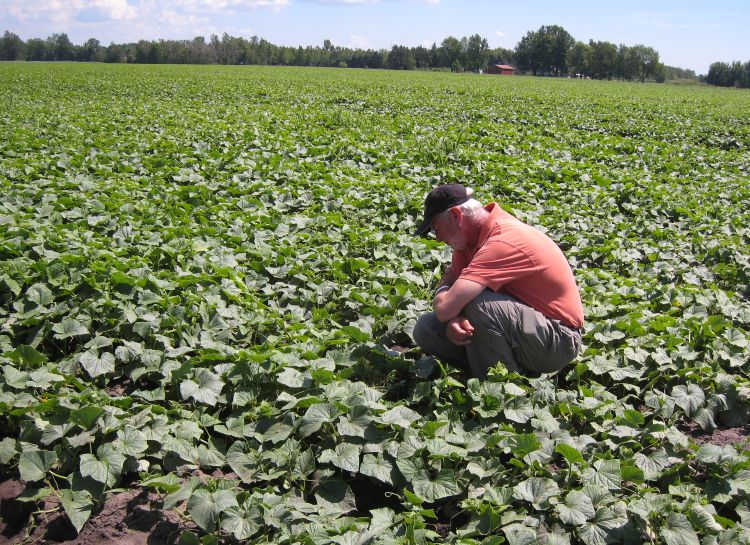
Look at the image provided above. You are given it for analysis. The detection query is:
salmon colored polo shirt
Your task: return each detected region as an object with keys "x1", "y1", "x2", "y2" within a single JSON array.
[{"x1": 452, "y1": 203, "x2": 584, "y2": 329}]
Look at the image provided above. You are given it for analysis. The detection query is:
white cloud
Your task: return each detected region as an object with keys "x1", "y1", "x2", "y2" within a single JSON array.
[
  {"x1": 296, "y1": 0, "x2": 378, "y2": 4},
  {"x1": 155, "y1": 9, "x2": 209, "y2": 28},
  {"x1": 297, "y1": 0, "x2": 436, "y2": 4},
  {"x1": 2, "y1": 0, "x2": 287, "y2": 26},
  {"x1": 495, "y1": 30, "x2": 506, "y2": 37},
  {"x1": 4, "y1": 0, "x2": 137, "y2": 23},
  {"x1": 347, "y1": 34, "x2": 372, "y2": 49},
  {"x1": 168, "y1": 0, "x2": 289, "y2": 11}
]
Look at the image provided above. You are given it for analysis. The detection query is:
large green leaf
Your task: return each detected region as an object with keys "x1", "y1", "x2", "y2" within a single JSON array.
[
  {"x1": 180, "y1": 368, "x2": 224, "y2": 406},
  {"x1": 507, "y1": 433, "x2": 541, "y2": 458},
  {"x1": 26, "y1": 283, "x2": 54, "y2": 307},
  {"x1": 59, "y1": 489, "x2": 94, "y2": 534},
  {"x1": 18, "y1": 450, "x2": 58, "y2": 482},
  {"x1": 379, "y1": 405, "x2": 421, "y2": 428},
  {"x1": 79, "y1": 350, "x2": 115, "y2": 378},
  {"x1": 314, "y1": 477, "x2": 356, "y2": 514},
  {"x1": 360, "y1": 454, "x2": 396, "y2": 485},
  {"x1": 319, "y1": 443, "x2": 361, "y2": 473},
  {"x1": 52, "y1": 318, "x2": 89, "y2": 340},
  {"x1": 514, "y1": 477, "x2": 560, "y2": 509},
  {"x1": 659, "y1": 513, "x2": 700, "y2": 545},
  {"x1": 79, "y1": 454, "x2": 110, "y2": 485},
  {"x1": 337, "y1": 405, "x2": 372, "y2": 438},
  {"x1": 581, "y1": 459, "x2": 621, "y2": 490},
  {"x1": 0, "y1": 438, "x2": 16, "y2": 464},
  {"x1": 114, "y1": 428, "x2": 148, "y2": 456},
  {"x1": 79, "y1": 447, "x2": 125, "y2": 487},
  {"x1": 671, "y1": 384, "x2": 705, "y2": 416},
  {"x1": 555, "y1": 443, "x2": 585, "y2": 465},
  {"x1": 5, "y1": 344, "x2": 48, "y2": 366},
  {"x1": 298, "y1": 403, "x2": 341, "y2": 438},
  {"x1": 634, "y1": 448, "x2": 670, "y2": 480},
  {"x1": 557, "y1": 490, "x2": 596, "y2": 526},
  {"x1": 412, "y1": 469, "x2": 461, "y2": 501},
  {"x1": 221, "y1": 504, "x2": 263, "y2": 540},
  {"x1": 187, "y1": 488, "x2": 238, "y2": 533},
  {"x1": 577, "y1": 503, "x2": 627, "y2": 545},
  {"x1": 164, "y1": 477, "x2": 200, "y2": 510}
]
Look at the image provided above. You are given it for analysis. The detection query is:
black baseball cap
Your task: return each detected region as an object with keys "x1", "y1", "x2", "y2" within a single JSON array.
[{"x1": 415, "y1": 184, "x2": 472, "y2": 236}]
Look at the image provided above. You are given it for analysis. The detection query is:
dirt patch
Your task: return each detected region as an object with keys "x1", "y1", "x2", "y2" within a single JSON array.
[
  {"x1": 106, "y1": 376, "x2": 134, "y2": 397},
  {"x1": 680, "y1": 422, "x2": 750, "y2": 446},
  {"x1": 1, "y1": 477, "x2": 33, "y2": 540},
  {"x1": 0, "y1": 478, "x2": 190, "y2": 545}
]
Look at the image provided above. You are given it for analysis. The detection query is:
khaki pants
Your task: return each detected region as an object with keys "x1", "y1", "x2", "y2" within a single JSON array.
[{"x1": 413, "y1": 290, "x2": 582, "y2": 379}]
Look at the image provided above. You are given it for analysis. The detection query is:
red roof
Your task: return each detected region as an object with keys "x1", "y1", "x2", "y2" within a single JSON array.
[{"x1": 494, "y1": 64, "x2": 514, "y2": 69}]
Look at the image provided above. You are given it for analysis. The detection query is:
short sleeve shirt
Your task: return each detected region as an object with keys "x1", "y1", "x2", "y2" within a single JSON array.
[{"x1": 452, "y1": 203, "x2": 584, "y2": 328}]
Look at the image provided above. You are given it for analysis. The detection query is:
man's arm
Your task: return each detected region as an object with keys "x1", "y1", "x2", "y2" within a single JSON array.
[{"x1": 433, "y1": 278, "x2": 486, "y2": 323}]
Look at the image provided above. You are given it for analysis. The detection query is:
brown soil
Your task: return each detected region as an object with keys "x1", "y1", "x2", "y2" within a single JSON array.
[
  {"x1": 679, "y1": 422, "x2": 750, "y2": 446},
  {"x1": 0, "y1": 477, "x2": 191, "y2": 545}
]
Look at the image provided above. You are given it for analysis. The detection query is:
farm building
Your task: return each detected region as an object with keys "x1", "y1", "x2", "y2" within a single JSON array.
[{"x1": 487, "y1": 64, "x2": 515, "y2": 75}]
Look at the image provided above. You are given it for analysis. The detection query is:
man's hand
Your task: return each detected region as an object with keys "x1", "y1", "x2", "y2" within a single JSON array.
[{"x1": 446, "y1": 315, "x2": 474, "y2": 346}]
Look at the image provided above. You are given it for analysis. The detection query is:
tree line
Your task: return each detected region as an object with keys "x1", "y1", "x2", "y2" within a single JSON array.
[
  {"x1": 0, "y1": 30, "x2": 511, "y2": 72},
  {"x1": 705, "y1": 61, "x2": 750, "y2": 88},
  {"x1": 0, "y1": 27, "x2": 698, "y2": 83}
]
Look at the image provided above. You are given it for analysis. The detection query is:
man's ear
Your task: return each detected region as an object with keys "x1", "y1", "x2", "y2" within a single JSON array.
[{"x1": 449, "y1": 206, "x2": 463, "y2": 225}]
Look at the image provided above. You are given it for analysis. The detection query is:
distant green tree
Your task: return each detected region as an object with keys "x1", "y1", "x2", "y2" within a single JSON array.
[
  {"x1": 134, "y1": 40, "x2": 152, "y2": 63},
  {"x1": 439, "y1": 36, "x2": 463, "y2": 69},
  {"x1": 654, "y1": 63, "x2": 666, "y2": 83},
  {"x1": 588, "y1": 40, "x2": 617, "y2": 79},
  {"x1": 189, "y1": 36, "x2": 209, "y2": 64},
  {"x1": 568, "y1": 41, "x2": 590, "y2": 77},
  {"x1": 515, "y1": 25, "x2": 573, "y2": 76},
  {"x1": 23, "y1": 38, "x2": 45, "y2": 60},
  {"x1": 629, "y1": 44, "x2": 661, "y2": 82},
  {"x1": 728, "y1": 60, "x2": 747, "y2": 87},
  {"x1": 514, "y1": 30, "x2": 543, "y2": 74},
  {"x1": 465, "y1": 34, "x2": 489, "y2": 72},
  {"x1": 386, "y1": 45, "x2": 415, "y2": 70},
  {"x1": 48, "y1": 33, "x2": 73, "y2": 61},
  {"x1": 429, "y1": 43, "x2": 439, "y2": 67},
  {"x1": 707, "y1": 62, "x2": 731, "y2": 86},
  {"x1": 413, "y1": 46, "x2": 431, "y2": 68},
  {"x1": 221, "y1": 33, "x2": 244, "y2": 64},
  {"x1": 617, "y1": 44, "x2": 639, "y2": 81},
  {"x1": 0, "y1": 30, "x2": 25, "y2": 60},
  {"x1": 545, "y1": 25, "x2": 574, "y2": 75},
  {"x1": 80, "y1": 38, "x2": 101, "y2": 62},
  {"x1": 718, "y1": 61, "x2": 743, "y2": 87}
]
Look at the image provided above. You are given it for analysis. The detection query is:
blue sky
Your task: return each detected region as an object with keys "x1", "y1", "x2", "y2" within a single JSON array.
[{"x1": 1, "y1": 0, "x2": 748, "y2": 74}]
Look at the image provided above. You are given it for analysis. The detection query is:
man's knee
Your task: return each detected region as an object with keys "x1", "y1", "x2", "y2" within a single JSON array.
[
  {"x1": 462, "y1": 290, "x2": 516, "y2": 332},
  {"x1": 412, "y1": 312, "x2": 438, "y2": 349}
]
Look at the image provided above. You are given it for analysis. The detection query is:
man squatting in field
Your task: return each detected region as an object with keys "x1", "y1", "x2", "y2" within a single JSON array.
[{"x1": 412, "y1": 184, "x2": 584, "y2": 379}]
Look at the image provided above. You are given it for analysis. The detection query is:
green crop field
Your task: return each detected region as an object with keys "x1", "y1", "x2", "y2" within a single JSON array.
[{"x1": 1, "y1": 62, "x2": 749, "y2": 544}]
